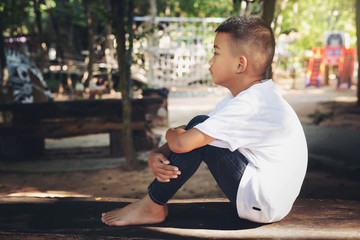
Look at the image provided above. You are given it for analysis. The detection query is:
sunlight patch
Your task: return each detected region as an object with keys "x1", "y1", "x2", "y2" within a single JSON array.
[
  {"x1": 334, "y1": 96, "x2": 357, "y2": 102},
  {"x1": 7, "y1": 191, "x2": 91, "y2": 198}
]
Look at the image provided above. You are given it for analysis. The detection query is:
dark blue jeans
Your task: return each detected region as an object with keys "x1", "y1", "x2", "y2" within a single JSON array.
[{"x1": 148, "y1": 115, "x2": 248, "y2": 208}]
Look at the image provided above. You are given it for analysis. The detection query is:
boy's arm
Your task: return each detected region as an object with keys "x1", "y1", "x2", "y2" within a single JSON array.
[
  {"x1": 152, "y1": 142, "x2": 172, "y2": 158},
  {"x1": 166, "y1": 127, "x2": 215, "y2": 153}
]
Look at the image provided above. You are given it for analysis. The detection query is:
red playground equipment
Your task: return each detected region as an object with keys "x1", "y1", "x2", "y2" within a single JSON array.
[{"x1": 305, "y1": 31, "x2": 356, "y2": 88}]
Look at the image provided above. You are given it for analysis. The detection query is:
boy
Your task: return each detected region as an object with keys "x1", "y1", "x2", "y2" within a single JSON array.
[{"x1": 101, "y1": 16, "x2": 307, "y2": 225}]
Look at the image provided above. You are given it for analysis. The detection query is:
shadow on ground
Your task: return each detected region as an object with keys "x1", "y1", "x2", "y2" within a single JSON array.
[
  {"x1": 0, "y1": 198, "x2": 264, "y2": 239},
  {"x1": 1, "y1": 197, "x2": 359, "y2": 239}
]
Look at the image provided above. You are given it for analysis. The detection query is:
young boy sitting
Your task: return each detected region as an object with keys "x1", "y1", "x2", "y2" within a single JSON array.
[{"x1": 101, "y1": 16, "x2": 308, "y2": 226}]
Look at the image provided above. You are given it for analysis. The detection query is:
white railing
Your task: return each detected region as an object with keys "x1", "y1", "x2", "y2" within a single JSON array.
[{"x1": 132, "y1": 16, "x2": 225, "y2": 87}]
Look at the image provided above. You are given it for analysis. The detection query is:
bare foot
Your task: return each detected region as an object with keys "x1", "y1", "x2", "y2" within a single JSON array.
[{"x1": 101, "y1": 194, "x2": 168, "y2": 226}]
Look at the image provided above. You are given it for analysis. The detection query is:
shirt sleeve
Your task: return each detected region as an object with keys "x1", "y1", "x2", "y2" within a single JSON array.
[{"x1": 194, "y1": 97, "x2": 260, "y2": 152}]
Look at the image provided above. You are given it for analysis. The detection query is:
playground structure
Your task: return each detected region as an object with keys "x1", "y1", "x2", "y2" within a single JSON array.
[{"x1": 305, "y1": 31, "x2": 357, "y2": 88}]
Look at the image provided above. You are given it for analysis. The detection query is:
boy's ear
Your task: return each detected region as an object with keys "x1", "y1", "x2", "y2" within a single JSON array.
[{"x1": 235, "y1": 56, "x2": 247, "y2": 74}]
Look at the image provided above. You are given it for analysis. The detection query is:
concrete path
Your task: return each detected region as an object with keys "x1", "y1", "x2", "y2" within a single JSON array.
[{"x1": 0, "y1": 197, "x2": 359, "y2": 239}]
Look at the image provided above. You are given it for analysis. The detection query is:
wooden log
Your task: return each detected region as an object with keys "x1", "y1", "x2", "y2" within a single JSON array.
[
  {"x1": 0, "y1": 121, "x2": 145, "y2": 138},
  {"x1": 0, "y1": 97, "x2": 164, "y2": 160},
  {"x1": 0, "y1": 98, "x2": 163, "y2": 119}
]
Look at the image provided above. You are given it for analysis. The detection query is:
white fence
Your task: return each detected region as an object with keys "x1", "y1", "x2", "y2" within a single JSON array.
[{"x1": 132, "y1": 17, "x2": 225, "y2": 87}]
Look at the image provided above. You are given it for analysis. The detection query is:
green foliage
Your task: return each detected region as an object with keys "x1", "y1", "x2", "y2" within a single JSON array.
[
  {"x1": 177, "y1": 0, "x2": 233, "y2": 17},
  {"x1": 279, "y1": 0, "x2": 356, "y2": 55},
  {"x1": 134, "y1": 0, "x2": 235, "y2": 18},
  {"x1": 0, "y1": 0, "x2": 32, "y2": 36},
  {"x1": 0, "y1": 0, "x2": 110, "y2": 36},
  {"x1": 50, "y1": 0, "x2": 110, "y2": 28},
  {"x1": 1, "y1": 0, "x2": 357, "y2": 66},
  {"x1": 52, "y1": 0, "x2": 86, "y2": 27}
]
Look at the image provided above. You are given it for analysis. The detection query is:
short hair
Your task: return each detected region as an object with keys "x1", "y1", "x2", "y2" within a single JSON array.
[{"x1": 215, "y1": 16, "x2": 275, "y2": 78}]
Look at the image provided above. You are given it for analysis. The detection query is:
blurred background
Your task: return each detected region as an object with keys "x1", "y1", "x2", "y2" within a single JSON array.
[{"x1": 0, "y1": 0, "x2": 357, "y2": 101}]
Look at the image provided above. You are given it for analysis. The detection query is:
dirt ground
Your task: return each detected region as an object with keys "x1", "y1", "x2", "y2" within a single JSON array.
[
  {"x1": 1, "y1": 82, "x2": 360, "y2": 202},
  {"x1": 1, "y1": 161, "x2": 360, "y2": 201}
]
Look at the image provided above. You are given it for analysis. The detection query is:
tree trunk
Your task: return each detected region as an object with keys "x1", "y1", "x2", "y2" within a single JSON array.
[
  {"x1": 0, "y1": 8, "x2": 8, "y2": 87},
  {"x1": 261, "y1": 0, "x2": 276, "y2": 79},
  {"x1": 147, "y1": 0, "x2": 156, "y2": 84},
  {"x1": 110, "y1": 0, "x2": 137, "y2": 169},
  {"x1": 0, "y1": 7, "x2": 12, "y2": 120},
  {"x1": 33, "y1": 0, "x2": 47, "y2": 73},
  {"x1": 232, "y1": 0, "x2": 242, "y2": 16},
  {"x1": 46, "y1": 0, "x2": 68, "y2": 94},
  {"x1": 356, "y1": 0, "x2": 360, "y2": 105},
  {"x1": 47, "y1": 12, "x2": 62, "y2": 61},
  {"x1": 82, "y1": 0, "x2": 95, "y2": 86},
  {"x1": 261, "y1": 0, "x2": 276, "y2": 27},
  {"x1": 104, "y1": 24, "x2": 114, "y2": 91},
  {"x1": 46, "y1": 1, "x2": 65, "y2": 61}
]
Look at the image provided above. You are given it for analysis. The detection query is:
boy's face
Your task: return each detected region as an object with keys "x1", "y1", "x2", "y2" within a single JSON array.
[{"x1": 208, "y1": 33, "x2": 239, "y2": 87}]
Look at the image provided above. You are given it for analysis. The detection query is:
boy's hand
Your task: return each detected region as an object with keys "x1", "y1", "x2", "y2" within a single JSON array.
[{"x1": 148, "y1": 151, "x2": 181, "y2": 182}]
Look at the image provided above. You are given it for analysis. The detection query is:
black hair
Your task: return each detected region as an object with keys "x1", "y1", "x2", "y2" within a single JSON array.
[{"x1": 215, "y1": 16, "x2": 275, "y2": 78}]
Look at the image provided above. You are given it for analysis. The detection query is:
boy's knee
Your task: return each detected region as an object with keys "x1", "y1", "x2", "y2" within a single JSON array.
[{"x1": 185, "y1": 115, "x2": 209, "y2": 130}]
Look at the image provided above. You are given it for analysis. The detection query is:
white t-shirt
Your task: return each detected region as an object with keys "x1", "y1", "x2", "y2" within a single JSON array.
[{"x1": 195, "y1": 80, "x2": 307, "y2": 223}]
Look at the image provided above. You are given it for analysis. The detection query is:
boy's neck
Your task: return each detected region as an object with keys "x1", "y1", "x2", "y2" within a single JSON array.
[{"x1": 228, "y1": 75, "x2": 264, "y2": 97}]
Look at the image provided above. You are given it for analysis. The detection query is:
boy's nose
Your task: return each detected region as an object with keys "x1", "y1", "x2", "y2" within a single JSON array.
[{"x1": 208, "y1": 57, "x2": 214, "y2": 66}]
